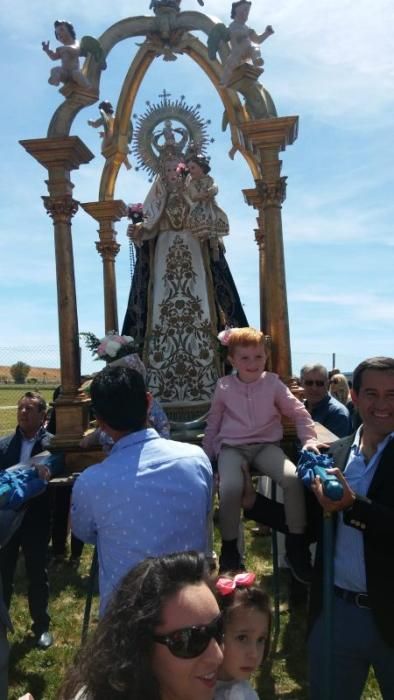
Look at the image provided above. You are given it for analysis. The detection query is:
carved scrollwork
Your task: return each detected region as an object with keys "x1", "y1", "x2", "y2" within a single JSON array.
[
  {"x1": 42, "y1": 195, "x2": 79, "y2": 223},
  {"x1": 95, "y1": 240, "x2": 121, "y2": 261},
  {"x1": 144, "y1": 29, "x2": 186, "y2": 61},
  {"x1": 257, "y1": 177, "x2": 287, "y2": 207}
]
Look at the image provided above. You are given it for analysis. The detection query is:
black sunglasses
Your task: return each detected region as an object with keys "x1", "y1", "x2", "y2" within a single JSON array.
[
  {"x1": 330, "y1": 378, "x2": 339, "y2": 385},
  {"x1": 153, "y1": 612, "x2": 224, "y2": 659},
  {"x1": 304, "y1": 379, "x2": 325, "y2": 387}
]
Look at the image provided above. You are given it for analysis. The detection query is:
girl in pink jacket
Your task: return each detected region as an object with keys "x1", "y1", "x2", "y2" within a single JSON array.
[{"x1": 203, "y1": 327, "x2": 318, "y2": 581}]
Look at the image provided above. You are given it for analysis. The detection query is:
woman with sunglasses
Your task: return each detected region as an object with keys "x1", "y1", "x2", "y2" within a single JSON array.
[{"x1": 57, "y1": 551, "x2": 223, "y2": 700}]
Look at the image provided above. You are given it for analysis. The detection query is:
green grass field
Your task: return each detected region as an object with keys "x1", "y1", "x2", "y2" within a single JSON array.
[
  {"x1": 7, "y1": 522, "x2": 381, "y2": 699},
  {"x1": 0, "y1": 386, "x2": 57, "y2": 437}
]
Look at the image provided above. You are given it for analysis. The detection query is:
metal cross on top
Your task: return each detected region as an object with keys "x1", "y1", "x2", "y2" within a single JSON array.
[{"x1": 158, "y1": 89, "x2": 171, "y2": 102}]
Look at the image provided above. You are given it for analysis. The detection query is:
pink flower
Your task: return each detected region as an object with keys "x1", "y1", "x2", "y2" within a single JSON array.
[
  {"x1": 217, "y1": 328, "x2": 238, "y2": 346},
  {"x1": 215, "y1": 572, "x2": 256, "y2": 596}
]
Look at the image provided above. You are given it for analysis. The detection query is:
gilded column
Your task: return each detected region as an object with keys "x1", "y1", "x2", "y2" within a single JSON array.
[
  {"x1": 241, "y1": 117, "x2": 298, "y2": 379},
  {"x1": 81, "y1": 200, "x2": 127, "y2": 333},
  {"x1": 20, "y1": 137, "x2": 94, "y2": 443}
]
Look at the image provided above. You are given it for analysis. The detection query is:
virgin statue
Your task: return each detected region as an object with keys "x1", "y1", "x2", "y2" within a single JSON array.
[{"x1": 122, "y1": 98, "x2": 247, "y2": 420}]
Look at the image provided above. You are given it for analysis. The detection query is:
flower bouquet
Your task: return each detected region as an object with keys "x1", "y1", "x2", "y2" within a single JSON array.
[
  {"x1": 81, "y1": 331, "x2": 136, "y2": 363},
  {"x1": 127, "y1": 202, "x2": 144, "y2": 224}
]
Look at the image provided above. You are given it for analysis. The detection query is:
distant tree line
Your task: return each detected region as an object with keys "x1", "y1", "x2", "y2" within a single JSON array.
[{"x1": 10, "y1": 361, "x2": 31, "y2": 384}]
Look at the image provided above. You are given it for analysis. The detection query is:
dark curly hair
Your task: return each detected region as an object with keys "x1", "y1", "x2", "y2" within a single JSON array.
[
  {"x1": 216, "y1": 575, "x2": 272, "y2": 661},
  {"x1": 58, "y1": 551, "x2": 211, "y2": 700},
  {"x1": 186, "y1": 153, "x2": 211, "y2": 174},
  {"x1": 54, "y1": 20, "x2": 76, "y2": 41},
  {"x1": 231, "y1": 1, "x2": 251, "y2": 20},
  {"x1": 98, "y1": 100, "x2": 114, "y2": 114}
]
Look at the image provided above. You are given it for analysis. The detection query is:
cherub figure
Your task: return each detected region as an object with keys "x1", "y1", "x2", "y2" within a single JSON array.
[
  {"x1": 208, "y1": 1, "x2": 274, "y2": 86},
  {"x1": 42, "y1": 20, "x2": 90, "y2": 88},
  {"x1": 88, "y1": 101, "x2": 132, "y2": 170},
  {"x1": 42, "y1": 20, "x2": 106, "y2": 89}
]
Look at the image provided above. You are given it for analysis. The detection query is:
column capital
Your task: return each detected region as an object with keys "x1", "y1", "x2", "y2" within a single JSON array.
[
  {"x1": 95, "y1": 240, "x2": 121, "y2": 262},
  {"x1": 42, "y1": 195, "x2": 79, "y2": 223},
  {"x1": 20, "y1": 136, "x2": 94, "y2": 171},
  {"x1": 243, "y1": 178, "x2": 287, "y2": 209},
  {"x1": 256, "y1": 178, "x2": 287, "y2": 208}
]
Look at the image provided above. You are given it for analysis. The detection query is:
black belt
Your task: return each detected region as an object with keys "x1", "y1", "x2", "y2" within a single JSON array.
[{"x1": 334, "y1": 585, "x2": 370, "y2": 609}]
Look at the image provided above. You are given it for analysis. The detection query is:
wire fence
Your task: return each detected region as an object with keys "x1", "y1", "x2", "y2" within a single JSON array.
[
  {"x1": 0, "y1": 344, "x2": 360, "y2": 437},
  {"x1": 0, "y1": 346, "x2": 60, "y2": 437}
]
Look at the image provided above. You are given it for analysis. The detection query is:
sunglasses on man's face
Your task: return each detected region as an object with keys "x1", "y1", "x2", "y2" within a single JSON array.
[
  {"x1": 153, "y1": 612, "x2": 224, "y2": 659},
  {"x1": 304, "y1": 379, "x2": 326, "y2": 387}
]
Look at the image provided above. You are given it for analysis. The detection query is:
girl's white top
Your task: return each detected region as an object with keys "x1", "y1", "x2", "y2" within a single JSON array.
[{"x1": 214, "y1": 679, "x2": 260, "y2": 700}]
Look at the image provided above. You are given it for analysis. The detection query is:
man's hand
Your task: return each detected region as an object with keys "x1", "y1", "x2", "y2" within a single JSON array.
[{"x1": 311, "y1": 468, "x2": 355, "y2": 512}]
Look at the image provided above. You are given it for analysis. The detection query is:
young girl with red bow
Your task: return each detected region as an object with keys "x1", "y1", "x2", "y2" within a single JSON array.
[{"x1": 214, "y1": 572, "x2": 271, "y2": 699}]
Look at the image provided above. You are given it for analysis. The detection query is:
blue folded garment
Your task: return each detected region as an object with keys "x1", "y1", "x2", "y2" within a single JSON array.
[
  {"x1": 0, "y1": 467, "x2": 47, "y2": 510},
  {"x1": 297, "y1": 451, "x2": 334, "y2": 488}
]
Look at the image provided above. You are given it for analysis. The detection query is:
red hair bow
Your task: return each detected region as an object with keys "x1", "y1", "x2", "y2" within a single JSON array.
[{"x1": 215, "y1": 572, "x2": 256, "y2": 596}]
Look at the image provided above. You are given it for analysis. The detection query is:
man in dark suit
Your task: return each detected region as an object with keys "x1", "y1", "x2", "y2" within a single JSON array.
[
  {"x1": 0, "y1": 392, "x2": 61, "y2": 649},
  {"x1": 308, "y1": 356, "x2": 394, "y2": 699}
]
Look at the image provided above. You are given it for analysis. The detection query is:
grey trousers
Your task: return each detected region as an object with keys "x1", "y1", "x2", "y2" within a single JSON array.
[{"x1": 218, "y1": 442, "x2": 306, "y2": 539}]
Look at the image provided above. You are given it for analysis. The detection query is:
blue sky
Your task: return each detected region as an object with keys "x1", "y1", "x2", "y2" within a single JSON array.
[{"x1": 0, "y1": 0, "x2": 393, "y2": 376}]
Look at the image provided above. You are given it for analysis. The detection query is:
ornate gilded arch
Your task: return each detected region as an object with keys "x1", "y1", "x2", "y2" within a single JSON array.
[
  {"x1": 21, "y1": 6, "x2": 297, "y2": 452},
  {"x1": 47, "y1": 10, "x2": 277, "y2": 195}
]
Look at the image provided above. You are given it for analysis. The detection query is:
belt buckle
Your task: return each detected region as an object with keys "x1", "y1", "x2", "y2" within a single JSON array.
[{"x1": 355, "y1": 593, "x2": 369, "y2": 609}]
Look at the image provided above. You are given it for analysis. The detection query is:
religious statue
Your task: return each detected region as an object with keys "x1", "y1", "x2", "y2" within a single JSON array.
[
  {"x1": 122, "y1": 97, "x2": 247, "y2": 418},
  {"x1": 208, "y1": 1, "x2": 274, "y2": 86},
  {"x1": 184, "y1": 153, "x2": 229, "y2": 260},
  {"x1": 149, "y1": 0, "x2": 204, "y2": 10},
  {"x1": 88, "y1": 101, "x2": 132, "y2": 169},
  {"x1": 42, "y1": 19, "x2": 106, "y2": 89}
]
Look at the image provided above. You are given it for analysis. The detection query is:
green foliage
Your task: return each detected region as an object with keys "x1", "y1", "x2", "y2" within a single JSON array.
[
  {"x1": 10, "y1": 362, "x2": 31, "y2": 384},
  {"x1": 79, "y1": 332, "x2": 101, "y2": 355}
]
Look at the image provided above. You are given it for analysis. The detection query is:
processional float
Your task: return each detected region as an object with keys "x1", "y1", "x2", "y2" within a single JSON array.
[{"x1": 20, "y1": 0, "x2": 299, "y2": 470}]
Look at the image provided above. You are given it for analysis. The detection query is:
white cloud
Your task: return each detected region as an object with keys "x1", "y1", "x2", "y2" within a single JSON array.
[{"x1": 292, "y1": 290, "x2": 394, "y2": 323}]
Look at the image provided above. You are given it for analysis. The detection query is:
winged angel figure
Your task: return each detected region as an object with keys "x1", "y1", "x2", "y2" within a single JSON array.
[
  {"x1": 42, "y1": 19, "x2": 106, "y2": 89},
  {"x1": 88, "y1": 100, "x2": 132, "y2": 170},
  {"x1": 208, "y1": 1, "x2": 273, "y2": 86}
]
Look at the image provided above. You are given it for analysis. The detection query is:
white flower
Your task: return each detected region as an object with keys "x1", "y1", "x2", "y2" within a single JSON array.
[{"x1": 105, "y1": 339, "x2": 122, "y2": 357}]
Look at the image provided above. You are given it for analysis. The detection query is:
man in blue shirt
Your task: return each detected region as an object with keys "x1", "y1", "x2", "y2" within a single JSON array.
[
  {"x1": 301, "y1": 363, "x2": 352, "y2": 437},
  {"x1": 71, "y1": 366, "x2": 212, "y2": 615},
  {"x1": 308, "y1": 356, "x2": 394, "y2": 699}
]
